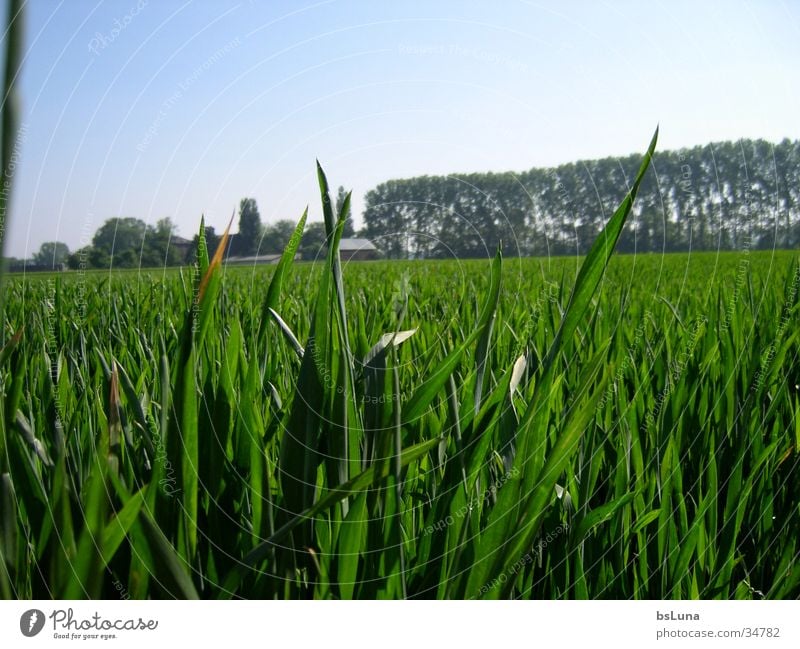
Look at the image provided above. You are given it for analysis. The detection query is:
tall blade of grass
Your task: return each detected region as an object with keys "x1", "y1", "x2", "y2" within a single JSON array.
[
  {"x1": 196, "y1": 215, "x2": 210, "y2": 277},
  {"x1": 137, "y1": 513, "x2": 200, "y2": 599},
  {"x1": 280, "y1": 166, "x2": 359, "y2": 526},
  {"x1": 39, "y1": 415, "x2": 73, "y2": 595},
  {"x1": 114, "y1": 361, "x2": 156, "y2": 458},
  {"x1": 0, "y1": 0, "x2": 23, "y2": 320},
  {"x1": 527, "y1": 126, "x2": 659, "y2": 445},
  {"x1": 267, "y1": 307, "x2": 305, "y2": 358},
  {"x1": 175, "y1": 343, "x2": 198, "y2": 561},
  {"x1": 712, "y1": 438, "x2": 780, "y2": 596},
  {"x1": 0, "y1": 326, "x2": 22, "y2": 369},
  {"x1": 362, "y1": 328, "x2": 416, "y2": 466},
  {"x1": 336, "y1": 490, "x2": 367, "y2": 598},
  {"x1": 670, "y1": 512, "x2": 701, "y2": 598},
  {"x1": 317, "y1": 159, "x2": 337, "y2": 238},
  {"x1": 63, "y1": 369, "x2": 119, "y2": 598},
  {"x1": 466, "y1": 128, "x2": 657, "y2": 597},
  {"x1": 195, "y1": 213, "x2": 233, "y2": 340},
  {"x1": 473, "y1": 285, "x2": 497, "y2": 415},
  {"x1": 258, "y1": 208, "x2": 307, "y2": 347},
  {"x1": 167, "y1": 217, "x2": 232, "y2": 563},
  {"x1": 62, "y1": 470, "x2": 107, "y2": 598},
  {"x1": 415, "y1": 352, "x2": 525, "y2": 596},
  {"x1": 279, "y1": 235, "x2": 336, "y2": 516},
  {"x1": 317, "y1": 165, "x2": 362, "y2": 481},
  {"x1": 105, "y1": 471, "x2": 198, "y2": 599},
  {"x1": 0, "y1": 546, "x2": 9, "y2": 598},
  {"x1": 404, "y1": 248, "x2": 502, "y2": 422},
  {"x1": 239, "y1": 356, "x2": 266, "y2": 543},
  {"x1": 0, "y1": 472, "x2": 17, "y2": 592},
  {"x1": 492, "y1": 341, "x2": 611, "y2": 598},
  {"x1": 100, "y1": 485, "x2": 147, "y2": 566},
  {"x1": 224, "y1": 435, "x2": 442, "y2": 595},
  {"x1": 570, "y1": 492, "x2": 634, "y2": 546}
]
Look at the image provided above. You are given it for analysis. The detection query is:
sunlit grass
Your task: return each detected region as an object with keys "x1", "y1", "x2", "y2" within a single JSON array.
[{"x1": 1, "y1": 131, "x2": 799, "y2": 599}]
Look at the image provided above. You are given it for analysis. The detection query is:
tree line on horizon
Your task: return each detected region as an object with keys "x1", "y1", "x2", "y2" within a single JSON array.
[
  {"x1": 4, "y1": 187, "x2": 355, "y2": 271},
  {"x1": 6, "y1": 138, "x2": 799, "y2": 271},
  {"x1": 361, "y1": 137, "x2": 800, "y2": 258}
]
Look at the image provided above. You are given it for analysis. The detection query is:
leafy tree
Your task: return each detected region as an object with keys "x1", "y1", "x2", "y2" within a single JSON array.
[
  {"x1": 67, "y1": 247, "x2": 92, "y2": 270},
  {"x1": 335, "y1": 185, "x2": 356, "y2": 237},
  {"x1": 153, "y1": 217, "x2": 176, "y2": 239},
  {"x1": 263, "y1": 219, "x2": 298, "y2": 254},
  {"x1": 187, "y1": 225, "x2": 220, "y2": 264},
  {"x1": 141, "y1": 217, "x2": 183, "y2": 267},
  {"x1": 79, "y1": 216, "x2": 188, "y2": 269},
  {"x1": 91, "y1": 217, "x2": 147, "y2": 267},
  {"x1": 238, "y1": 198, "x2": 262, "y2": 256},
  {"x1": 298, "y1": 221, "x2": 328, "y2": 260},
  {"x1": 88, "y1": 247, "x2": 111, "y2": 269},
  {"x1": 33, "y1": 241, "x2": 70, "y2": 267},
  {"x1": 361, "y1": 138, "x2": 800, "y2": 257}
]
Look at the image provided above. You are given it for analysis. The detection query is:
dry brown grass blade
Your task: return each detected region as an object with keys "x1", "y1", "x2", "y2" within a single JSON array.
[
  {"x1": 197, "y1": 211, "x2": 234, "y2": 302},
  {"x1": 108, "y1": 360, "x2": 122, "y2": 450},
  {"x1": 0, "y1": 325, "x2": 23, "y2": 362}
]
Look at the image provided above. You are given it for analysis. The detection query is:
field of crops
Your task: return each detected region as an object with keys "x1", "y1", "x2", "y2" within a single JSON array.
[{"x1": 1, "y1": 150, "x2": 799, "y2": 600}]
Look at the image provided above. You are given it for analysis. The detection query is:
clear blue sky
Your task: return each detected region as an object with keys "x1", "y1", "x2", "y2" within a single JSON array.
[{"x1": 5, "y1": 0, "x2": 799, "y2": 257}]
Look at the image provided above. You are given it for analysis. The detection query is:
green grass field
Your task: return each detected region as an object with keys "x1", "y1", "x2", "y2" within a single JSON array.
[{"x1": 1, "y1": 154, "x2": 799, "y2": 600}]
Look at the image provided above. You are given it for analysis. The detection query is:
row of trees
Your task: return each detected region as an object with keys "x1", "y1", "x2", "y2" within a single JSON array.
[
  {"x1": 6, "y1": 186, "x2": 357, "y2": 271},
  {"x1": 4, "y1": 241, "x2": 71, "y2": 270},
  {"x1": 6, "y1": 218, "x2": 192, "y2": 271},
  {"x1": 201, "y1": 188, "x2": 354, "y2": 260},
  {"x1": 197, "y1": 188, "x2": 354, "y2": 262},
  {"x1": 361, "y1": 138, "x2": 800, "y2": 258},
  {"x1": 70, "y1": 217, "x2": 185, "y2": 269},
  {"x1": 13, "y1": 138, "x2": 797, "y2": 270}
]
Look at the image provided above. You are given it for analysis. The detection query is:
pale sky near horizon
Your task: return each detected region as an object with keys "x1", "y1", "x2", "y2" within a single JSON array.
[{"x1": 3, "y1": 0, "x2": 799, "y2": 258}]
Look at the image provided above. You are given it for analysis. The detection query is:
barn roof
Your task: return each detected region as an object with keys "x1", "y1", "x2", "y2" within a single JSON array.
[
  {"x1": 226, "y1": 254, "x2": 283, "y2": 264},
  {"x1": 338, "y1": 238, "x2": 377, "y2": 251}
]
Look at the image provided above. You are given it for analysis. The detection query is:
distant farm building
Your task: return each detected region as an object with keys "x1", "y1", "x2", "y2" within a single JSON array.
[
  {"x1": 225, "y1": 253, "x2": 297, "y2": 266},
  {"x1": 337, "y1": 238, "x2": 380, "y2": 261},
  {"x1": 169, "y1": 235, "x2": 194, "y2": 260},
  {"x1": 6, "y1": 261, "x2": 66, "y2": 273}
]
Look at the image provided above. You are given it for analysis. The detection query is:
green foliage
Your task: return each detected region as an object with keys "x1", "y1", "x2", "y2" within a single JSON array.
[
  {"x1": 1, "y1": 141, "x2": 799, "y2": 600},
  {"x1": 60, "y1": 217, "x2": 187, "y2": 270},
  {"x1": 262, "y1": 219, "x2": 299, "y2": 255},
  {"x1": 237, "y1": 197, "x2": 263, "y2": 256},
  {"x1": 298, "y1": 221, "x2": 328, "y2": 260},
  {"x1": 92, "y1": 217, "x2": 147, "y2": 258},
  {"x1": 0, "y1": 0, "x2": 24, "y2": 316},
  {"x1": 362, "y1": 138, "x2": 800, "y2": 258},
  {"x1": 187, "y1": 225, "x2": 220, "y2": 265},
  {"x1": 33, "y1": 242, "x2": 70, "y2": 268},
  {"x1": 335, "y1": 185, "x2": 356, "y2": 237},
  {"x1": 144, "y1": 217, "x2": 183, "y2": 267}
]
